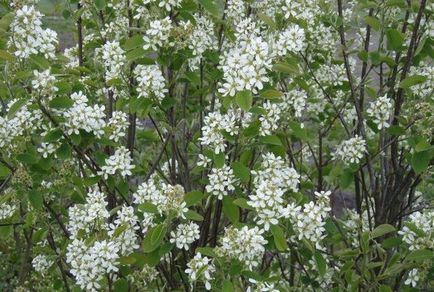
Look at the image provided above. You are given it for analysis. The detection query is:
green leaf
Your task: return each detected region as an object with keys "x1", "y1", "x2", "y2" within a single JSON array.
[
  {"x1": 43, "y1": 129, "x2": 63, "y2": 143},
  {"x1": 0, "y1": 164, "x2": 11, "y2": 178},
  {"x1": 386, "y1": 29, "x2": 404, "y2": 51},
  {"x1": 314, "y1": 251, "x2": 327, "y2": 277},
  {"x1": 138, "y1": 202, "x2": 159, "y2": 213},
  {"x1": 370, "y1": 224, "x2": 395, "y2": 239},
  {"x1": 114, "y1": 279, "x2": 128, "y2": 292},
  {"x1": 272, "y1": 62, "x2": 299, "y2": 74},
  {"x1": 232, "y1": 198, "x2": 253, "y2": 210},
  {"x1": 222, "y1": 196, "x2": 239, "y2": 224},
  {"x1": 126, "y1": 47, "x2": 146, "y2": 61},
  {"x1": 143, "y1": 224, "x2": 167, "y2": 252},
  {"x1": 196, "y1": 247, "x2": 217, "y2": 257},
  {"x1": 405, "y1": 249, "x2": 434, "y2": 262},
  {"x1": 259, "y1": 135, "x2": 282, "y2": 146},
  {"x1": 289, "y1": 121, "x2": 308, "y2": 140},
  {"x1": 199, "y1": 0, "x2": 220, "y2": 16},
  {"x1": 123, "y1": 35, "x2": 145, "y2": 51},
  {"x1": 56, "y1": 143, "x2": 72, "y2": 160},
  {"x1": 94, "y1": 0, "x2": 106, "y2": 10},
  {"x1": 411, "y1": 150, "x2": 431, "y2": 174},
  {"x1": 232, "y1": 162, "x2": 250, "y2": 183},
  {"x1": 28, "y1": 190, "x2": 43, "y2": 210},
  {"x1": 185, "y1": 210, "x2": 204, "y2": 221},
  {"x1": 399, "y1": 75, "x2": 427, "y2": 89},
  {"x1": 271, "y1": 225, "x2": 288, "y2": 251},
  {"x1": 49, "y1": 96, "x2": 74, "y2": 109},
  {"x1": 184, "y1": 190, "x2": 205, "y2": 207},
  {"x1": 259, "y1": 89, "x2": 283, "y2": 99},
  {"x1": 379, "y1": 285, "x2": 392, "y2": 292},
  {"x1": 364, "y1": 16, "x2": 381, "y2": 31},
  {"x1": 339, "y1": 169, "x2": 353, "y2": 189},
  {"x1": 222, "y1": 280, "x2": 235, "y2": 292},
  {"x1": 213, "y1": 152, "x2": 225, "y2": 168},
  {"x1": 235, "y1": 90, "x2": 253, "y2": 112}
]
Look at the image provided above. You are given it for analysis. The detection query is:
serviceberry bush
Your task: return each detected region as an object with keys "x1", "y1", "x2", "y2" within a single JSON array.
[{"x1": 0, "y1": 0, "x2": 433, "y2": 290}]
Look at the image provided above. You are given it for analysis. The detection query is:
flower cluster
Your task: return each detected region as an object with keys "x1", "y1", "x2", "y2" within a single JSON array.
[
  {"x1": 9, "y1": 5, "x2": 58, "y2": 59},
  {"x1": 186, "y1": 15, "x2": 218, "y2": 70},
  {"x1": 283, "y1": 88, "x2": 308, "y2": 118},
  {"x1": 275, "y1": 25, "x2": 306, "y2": 56},
  {"x1": 101, "y1": 41, "x2": 126, "y2": 81},
  {"x1": 67, "y1": 188, "x2": 110, "y2": 237},
  {"x1": 200, "y1": 107, "x2": 251, "y2": 154},
  {"x1": 185, "y1": 253, "x2": 215, "y2": 290},
  {"x1": 0, "y1": 99, "x2": 42, "y2": 149},
  {"x1": 0, "y1": 202, "x2": 16, "y2": 220},
  {"x1": 249, "y1": 153, "x2": 300, "y2": 230},
  {"x1": 399, "y1": 210, "x2": 434, "y2": 251},
  {"x1": 66, "y1": 239, "x2": 120, "y2": 291},
  {"x1": 367, "y1": 95, "x2": 393, "y2": 130},
  {"x1": 108, "y1": 111, "x2": 129, "y2": 142},
  {"x1": 32, "y1": 69, "x2": 58, "y2": 98},
  {"x1": 170, "y1": 222, "x2": 200, "y2": 250},
  {"x1": 205, "y1": 165, "x2": 236, "y2": 200},
  {"x1": 98, "y1": 146, "x2": 135, "y2": 179},
  {"x1": 259, "y1": 101, "x2": 281, "y2": 136},
  {"x1": 217, "y1": 226, "x2": 267, "y2": 270},
  {"x1": 32, "y1": 254, "x2": 53, "y2": 275},
  {"x1": 218, "y1": 27, "x2": 272, "y2": 96},
  {"x1": 133, "y1": 175, "x2": 188, "y2": 218},
  {"x1": 334, "y1": 135, "x2": 367, "y2": 165},
  {"x1": 63, "y1": 91, "x2": 106, "y2": 137},
  {"x1": 283, "y1": 191, "x2": 331, "y2": 249},
  {"x1": 143, "y1": 17, "x2": 173, "y2": 50},
  {"x1": 134, "y1": 64, "x2": 167, "y2": 101}
]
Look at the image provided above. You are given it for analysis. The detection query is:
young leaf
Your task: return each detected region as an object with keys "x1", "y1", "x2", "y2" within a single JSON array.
[
  {"x1": 386, "y1": 29, "x2": 404, "y2": 51},
  {"x1": 222, "y1": 196, "x2": 239, "y2": 224},
  {"x1": 184, "y1": 190, "x2": 205, "y2": 207},
  {"x1": 371, "y1": 224, "x2": 395, "y2": 239},
  {"x1": 271, "y1": 225, "x2": 288, "y2": 251},
  {"x1": 235, "y1": 90, "x2": 253, "y2": 112},
  {"x1": 399, "y1": 75, "x2": 427, "y2": 89},
  {"x1": 232, "y1": 162, "x2": 250, "y2": 183},
  {"x1": 314, "y1": 251, "x2": 327, "y2": 277}
]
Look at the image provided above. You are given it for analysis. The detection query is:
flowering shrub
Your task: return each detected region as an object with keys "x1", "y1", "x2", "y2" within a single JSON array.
[{"x1": 0, "y1": 0, "x2": 433, "y2": 291}]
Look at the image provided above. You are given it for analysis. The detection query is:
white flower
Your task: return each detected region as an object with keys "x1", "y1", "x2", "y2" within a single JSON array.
[
  {"x1": 170, "y1": 222, "x2": 200, "y2": 250},
  {"x1": 217, "y1": 226, "x2": 267, "y2": 270},
  {"x1": 98, "y1": 146, "x2": 135, "y2": 179},
  {"x1": 333, "y1": 135, "x2": 367, "y2": 165},
  {"x1": 143, "y1": 17, "x2": 173, "y2": 50},
  {"x1": 259, "y1": 101, "x2": 281, "y2": 136},
  {"x1": 205, "y1": 165, "x2": 236, "y2": 200},
  {"x1": 218, "y1": 33, "x2": 272, "y2": 96},
  {"x1": 0, "y1": 202, "x2": 16, "y2": 220},
  {"x1": 63, "y1": 91, "x2": 106, "y2": 137},
  {"x1": 134, "y1": 64, "x2": 167, "y2": 101},
  {"x1": 197, "y1": 154, "x2": 211, "y2": 167},
  {"x1": 133, "y1": 176, "x2": 188, "y2": 218},
  {"x1": 9, "y1": 5, "x2": 58, "y2": 59},
  {"x1": 185, "y1": 253, "x2": 215, "y2": 290},
  {"x1": 32, "y1": 254, "x2": 53, "y2": 275},
  {"x1": 32, "y1": 69, "x2": 58, "y2": 98},
  {"x1": 405, "y1": 269, "x2": 420, "y2": 287},
  {"x1": 37, "y1": 142, "x2": 57, "y2": 158},
  {"x1": 108, "y1": 111, "x2": 129, "y2": 142},
  {"x1": 281, "y1": 191, "x2": 331, "y2": 250},
  {"x1": 101, "y1": 40, "x2": 126, "y2": 81},
  {"x1": 275, "y1": 25, "x2": 306, "y2": 56},
  {"x1": 367, "y1": 95, "x2": 393, "y2": 129}
]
